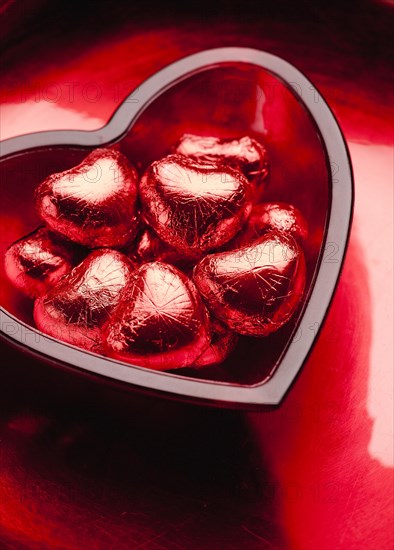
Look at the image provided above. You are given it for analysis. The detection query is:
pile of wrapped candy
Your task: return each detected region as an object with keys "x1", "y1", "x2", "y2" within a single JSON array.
[{"x1": 4, "y1": 135, "x2": 308, "y2": 371}]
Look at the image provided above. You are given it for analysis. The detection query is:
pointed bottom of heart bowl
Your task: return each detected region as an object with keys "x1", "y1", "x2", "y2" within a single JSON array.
[{"x1": 0, "y1": 48, "x2": 353, "y2": 407}]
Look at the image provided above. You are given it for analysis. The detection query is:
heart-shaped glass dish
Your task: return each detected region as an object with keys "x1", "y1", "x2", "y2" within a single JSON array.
[{"x1": 0, "y1": 48, "x2": 353, "y2": 407}]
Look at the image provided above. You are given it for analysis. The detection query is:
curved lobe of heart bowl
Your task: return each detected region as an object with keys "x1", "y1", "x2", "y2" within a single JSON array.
[{"x1": 0, "y1": 63, "x2": 330, "y2": 387}]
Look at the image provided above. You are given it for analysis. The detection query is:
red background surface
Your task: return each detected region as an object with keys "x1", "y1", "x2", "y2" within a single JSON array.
[{"x1": 0, "y1": 2, "x2": 393, "y2": 549}]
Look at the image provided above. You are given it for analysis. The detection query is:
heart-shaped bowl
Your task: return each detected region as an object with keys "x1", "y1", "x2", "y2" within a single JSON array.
[{"x1": 0, "y1": 48, "x2": 353, "y2": 408}]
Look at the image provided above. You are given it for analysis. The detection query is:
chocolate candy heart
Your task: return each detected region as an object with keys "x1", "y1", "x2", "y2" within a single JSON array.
[
  {"x1": 103, "y1": 262, "x2": 211, "y2": 370},
  {"x1": 193, "y1": 232, "x2": 306, "y2": 336},
  {"x1": 174, "y1": 134, "x2": 269, "y2": 185},
  {"x1": 249, "y1": 203, "x2": 308, "y2": 239},
  {"x1": 130, "y1": 226, "x2": 188, "y2": 266},
  {"x1": 35, "y1": 148, "x2": 139, "y2": 248},
  {"x1": 195, "y1": 319, "x2": 238, "y2": 367},
  {"x1": 4, "y1": 227, "x2": 75, "y2": 298},
  {"x1": 139, "y1": 155, "x2": 253, "y2": 256},
  {"x1": 224, "y1": 202, "x2": 308, "y2": 250},
  {"x1": 34, "y1": 249, "x2": 135, "y2": 352}
]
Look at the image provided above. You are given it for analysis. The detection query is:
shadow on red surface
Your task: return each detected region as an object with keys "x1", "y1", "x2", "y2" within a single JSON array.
[
  {"x1": 1, "y1": 232, "x2": 392, "y2": 549},
  {"x1": 0, "y1": 1, "x2": 392, "y2": 548}
]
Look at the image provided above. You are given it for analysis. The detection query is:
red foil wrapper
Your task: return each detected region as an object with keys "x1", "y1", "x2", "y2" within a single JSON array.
[
  {"x1": 34, "y1": 249, "x2": 135, "y2": 352},
  {"x1": 249, "y1": 203, "x2": 308, "y2": 239},
  {"x1": 103, "y1": 262, "x2": 211, "y2": 370},
  {"x1": 174, "y1": 134, "x2": 269, "y2": 185},
  {"x1": 130, "y1": 226, "x2": 188, "y2": 266},
  {"x1": 224, "y1": 202, "x2": 308, "y2": 250},
  {"x1": 195, "y1": 319, "x2": 238, "y2": 367},
  {"x1": 140, "y1": 155, "x2": 253, "y2": 256},
  {"x1": 193, "y1": 232, "x2": 306, "y2": 336},
  {"x1": 35, "y1": 148, "x2": 139, "y2": 248},
  {"x1": 4, "y1": 226, "x2": 75, "y2": 297}
]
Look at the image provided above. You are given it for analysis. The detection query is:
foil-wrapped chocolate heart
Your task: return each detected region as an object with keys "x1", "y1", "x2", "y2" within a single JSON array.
[
  {"x1": 35, "y1": 148, "x2": 139, "y2": 248},
  {"x1": 103, "y1": 262, "x2": 211, "y2": 370},
  {"x1": 139, "y1": 155, "x2": 253, "y2": 256},
  {"x1": 130, "y1": 226, "x2": 187, "y2": 266},
  {"x1": 195, "y1": 319, "x2": 238, "y2": 367},
  {"x1": 224, "y1": 202, "x2": 308, "y2": 250},
  {"x1": 193, "y1": 232, "x2": 306, "y2": 336},
  {"x1": 173, "y1": 134, "x2": 269, "y2": 185},
  {"x1": 34, "y1": 249, "x2": 135, "y2": 352},
  {"x1": 4, "y1": 226, "x2": 75, "y2": 298}
]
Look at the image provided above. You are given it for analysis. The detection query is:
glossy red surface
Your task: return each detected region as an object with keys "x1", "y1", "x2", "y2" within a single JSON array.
[{"x1": 0, "y1": 3, "x2": 392, "y2": 549}]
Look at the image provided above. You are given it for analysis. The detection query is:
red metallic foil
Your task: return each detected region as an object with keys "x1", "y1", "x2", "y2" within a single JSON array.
[
  {"x1": 34, "y1": 249, "x2": 135, "y2": 352},
  {"x1": 193, "y1": 232, "x2": 306, "y2": 336},
  {"x1": 140, "y1": 154, "x2": 253, "y2": 256},
  {"x1": 130, "y1": 226, "x2": 188, "y2": 266},
  {"x1": 194, "y1": 319, "x2": 238, "y2": 367},
  {"x1": 35, "y1": 148, "x2": 139, "y2": 248},
  {"x1": 224, "y1": 202, "x2": 308, "y2": 250},
  {"x1": 174, "y1": 134, "x2": 269, "y2": 185},
  {"x1": 249, "y1": 203, "x2": 308, "y2": 239},
  {"x1": 4, "y1": 226, "x2": 75, "y2": 298},
  {"x1": 103, "y1": 262, "x2": 211, "y2": 370}
]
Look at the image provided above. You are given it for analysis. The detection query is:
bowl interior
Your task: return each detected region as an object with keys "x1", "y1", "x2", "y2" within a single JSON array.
[{"x1": 0, "y1": 63, "x2": 330, "y2": 386}]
